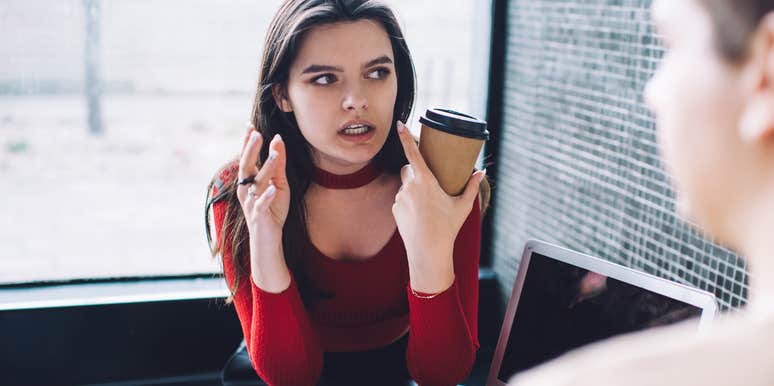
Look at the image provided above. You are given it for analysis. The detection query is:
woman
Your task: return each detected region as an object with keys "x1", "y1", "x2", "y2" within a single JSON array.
[
  {"x1": 205, "y1": 1, "x2": 490, "y2": 385},
  {"x1": 511, "y1": 0, "x2": 774, "y2": 385}
]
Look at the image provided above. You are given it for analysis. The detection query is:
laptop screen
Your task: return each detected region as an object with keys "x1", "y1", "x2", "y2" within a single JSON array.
[{"x1": 497, "y1": 252, "x2": 703, "y2": 382}]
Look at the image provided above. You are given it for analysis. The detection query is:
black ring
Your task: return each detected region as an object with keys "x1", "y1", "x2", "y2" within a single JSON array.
[{"x1": 238, "y1": 176, "x2": 256, "y2": 186}]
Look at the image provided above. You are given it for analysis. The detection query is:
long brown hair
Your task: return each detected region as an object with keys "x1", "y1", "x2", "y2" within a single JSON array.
[{"x1": 205, "y1": 0, "x2": 491, "y2": 304}]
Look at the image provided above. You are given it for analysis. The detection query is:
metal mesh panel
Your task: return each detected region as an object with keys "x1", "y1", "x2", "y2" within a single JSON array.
[{"x1": 491, "y1": 0, "x2": 748, "y2": 312}]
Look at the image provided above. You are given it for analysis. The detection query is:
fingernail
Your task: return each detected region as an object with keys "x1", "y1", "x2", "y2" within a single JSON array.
[
  {"x1": 265, "y1": 185, "x2": 276, "y2": 196},
  {"x1": 269, "y1": 150, "x2": 278, "y2": 160},
  {"x1": 249, "y1": 132, "x2": 258, "y2": 142},
  {"x1": 397, "y1": 121, "x2": 406, "y2": 133}
]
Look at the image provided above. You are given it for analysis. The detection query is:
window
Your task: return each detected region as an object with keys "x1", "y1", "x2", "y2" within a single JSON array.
[
  {"x1": 490, "y1": 0, "x2": 746, "y2": 310},
  {"x1": 0, "y1": 0, "x2": 491, "y2": 284}
]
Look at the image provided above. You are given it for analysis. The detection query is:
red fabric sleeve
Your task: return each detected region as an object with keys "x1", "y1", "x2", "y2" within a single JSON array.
[
  {"x1": 212, "y1": 197, "x2": 323, "y2": 386},
  {"x1": 405, "y1": 196, "x2": 481, "y2": 386}
]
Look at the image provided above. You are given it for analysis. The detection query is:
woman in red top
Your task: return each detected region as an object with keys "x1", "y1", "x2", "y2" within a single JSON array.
[{"x1": 205, "y1": 1, "x2": 491, "y2": 385}]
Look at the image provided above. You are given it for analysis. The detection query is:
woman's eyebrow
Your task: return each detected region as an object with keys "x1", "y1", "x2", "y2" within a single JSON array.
[
  {"x1": 363, "y1": 55, "x2": 393, "y2": 68},
  {"x1": 300, "y1": 55, "x2": 393, "y2": 75},
  {"x1": 301, "y1": 64, "x2": 343, "y2": 74}
]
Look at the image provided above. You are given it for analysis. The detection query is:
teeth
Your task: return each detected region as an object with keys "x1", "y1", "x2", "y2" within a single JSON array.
[{"x1": 341, "y1": 124, "x2": 371, "y2": 135}]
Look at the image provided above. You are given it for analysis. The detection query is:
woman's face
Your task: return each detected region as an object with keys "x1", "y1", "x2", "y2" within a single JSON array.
[
  {"x1": 644, "y1": 0, "x2": 757, "y2": 240},
  {"x1": 279, "y1": 19, "x2": 398, "y2": 173}
]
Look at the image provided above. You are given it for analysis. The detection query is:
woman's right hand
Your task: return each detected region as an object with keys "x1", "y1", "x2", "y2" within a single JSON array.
[{"x1": 236, "y1": 126, "x2": 291, "y2": 254}]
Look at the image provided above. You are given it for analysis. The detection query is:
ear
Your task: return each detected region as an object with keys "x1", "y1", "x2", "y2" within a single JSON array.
[
  {"x1": 272, "y1": 84, "x2": 293, "y2": 113},
  {"x1": 739, "y1": 13, "x2": 774, "y2": 143}
]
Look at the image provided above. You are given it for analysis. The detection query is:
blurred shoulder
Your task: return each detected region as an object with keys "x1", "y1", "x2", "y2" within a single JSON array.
[{"x1": 509, "y1": 316, "x2": 773, "y2": 386}]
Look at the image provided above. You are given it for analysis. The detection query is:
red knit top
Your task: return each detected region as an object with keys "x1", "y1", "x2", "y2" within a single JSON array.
[{"x1": 210, "y1": 161, "x2": 481, "y2": 386}]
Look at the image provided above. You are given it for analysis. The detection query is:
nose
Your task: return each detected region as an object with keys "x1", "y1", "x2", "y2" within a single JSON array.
[{"x1": 342, "y1": 85, "x2": 368, "y2": 111}]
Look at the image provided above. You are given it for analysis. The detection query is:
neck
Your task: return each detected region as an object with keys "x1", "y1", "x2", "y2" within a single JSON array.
[
  {"x1": 733, "y1": 195, "x2": 774, "y2": 314},
  {"x1": 312, "y1": 153, "x2": 372, "y2": 176}
]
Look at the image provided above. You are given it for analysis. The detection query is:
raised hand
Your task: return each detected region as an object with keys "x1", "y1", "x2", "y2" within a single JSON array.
[
  {"x1": 392, "y1": 120, "x2": 485, "y2": 293},
  {"x1": 236, "y1": 126, "x2": 292, "y2": 292}
]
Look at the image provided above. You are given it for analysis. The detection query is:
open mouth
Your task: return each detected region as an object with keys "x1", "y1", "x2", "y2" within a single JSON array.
[{"x1": 339, "y1": 123, "x2": 374, "y2": 136}]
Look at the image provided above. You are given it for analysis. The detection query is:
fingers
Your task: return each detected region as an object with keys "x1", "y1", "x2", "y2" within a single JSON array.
[
  {"x1": 241, "y1": 124, "x2": 255, "y2": 154},
  {"x1": 459, "y1": 169, "x2": 486, "y2": 205},
  {"x1": 254, "y1": 143, "x2": 279, "y2": 188},
  {"x1": 242, "y1": 182, "x2": 277, "y2": 214},
  {"x1": 400, "y1": 164, "x2": 414, "y2": 185},
  {"x1": 267, "y1": 134, "x2": 289, "y2": 189},
  {"x1": 239, "y1": 130, "x2": 263, "y2": 180},
  {"x1": 396, "y1": 121, "x2": 430, "y2": 178},
  {"x1": 252, "y1": 183, "x2": 277, "y2": 213},
  {"x1": 238, "y1": 132, "x2": 288, "y2": 209}
]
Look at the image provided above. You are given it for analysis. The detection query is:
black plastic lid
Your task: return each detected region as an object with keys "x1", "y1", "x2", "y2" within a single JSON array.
[{"x1": 419, "y1": 108, "x2": 489, "y2": 140}]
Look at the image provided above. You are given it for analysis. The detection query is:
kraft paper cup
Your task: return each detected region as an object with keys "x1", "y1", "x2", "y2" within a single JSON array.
[{"x1": 418, "y1": 108, "x2": 489, "y2": 196}]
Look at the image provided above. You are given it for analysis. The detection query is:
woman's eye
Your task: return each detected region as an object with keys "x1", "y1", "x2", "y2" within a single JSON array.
[
  {"x1": 312, "y1": 74, "x2": 336, "y2": 85},
  {"x1": 366, "y1": 68, "x2": 390, "y2": 80}
]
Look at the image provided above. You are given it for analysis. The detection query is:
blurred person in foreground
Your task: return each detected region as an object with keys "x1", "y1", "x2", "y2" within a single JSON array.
[{"x1": 511, "y1": 0, "x2": 774, "y2": 385}]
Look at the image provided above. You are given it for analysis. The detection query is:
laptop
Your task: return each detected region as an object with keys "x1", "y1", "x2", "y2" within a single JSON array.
[{"x1": 486, "y1": 240, "x2": 717, "y2": 386}]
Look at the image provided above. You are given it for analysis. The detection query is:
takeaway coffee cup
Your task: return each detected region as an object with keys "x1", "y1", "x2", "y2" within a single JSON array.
[{"x1": 418, "y1": 108, "x2": 489, "y2": 196}]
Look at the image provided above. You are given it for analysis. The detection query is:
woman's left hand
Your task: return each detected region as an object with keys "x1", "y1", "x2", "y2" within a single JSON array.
[{"x1": 392, "y1": 120, "x2": 486, "y2": 294}]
